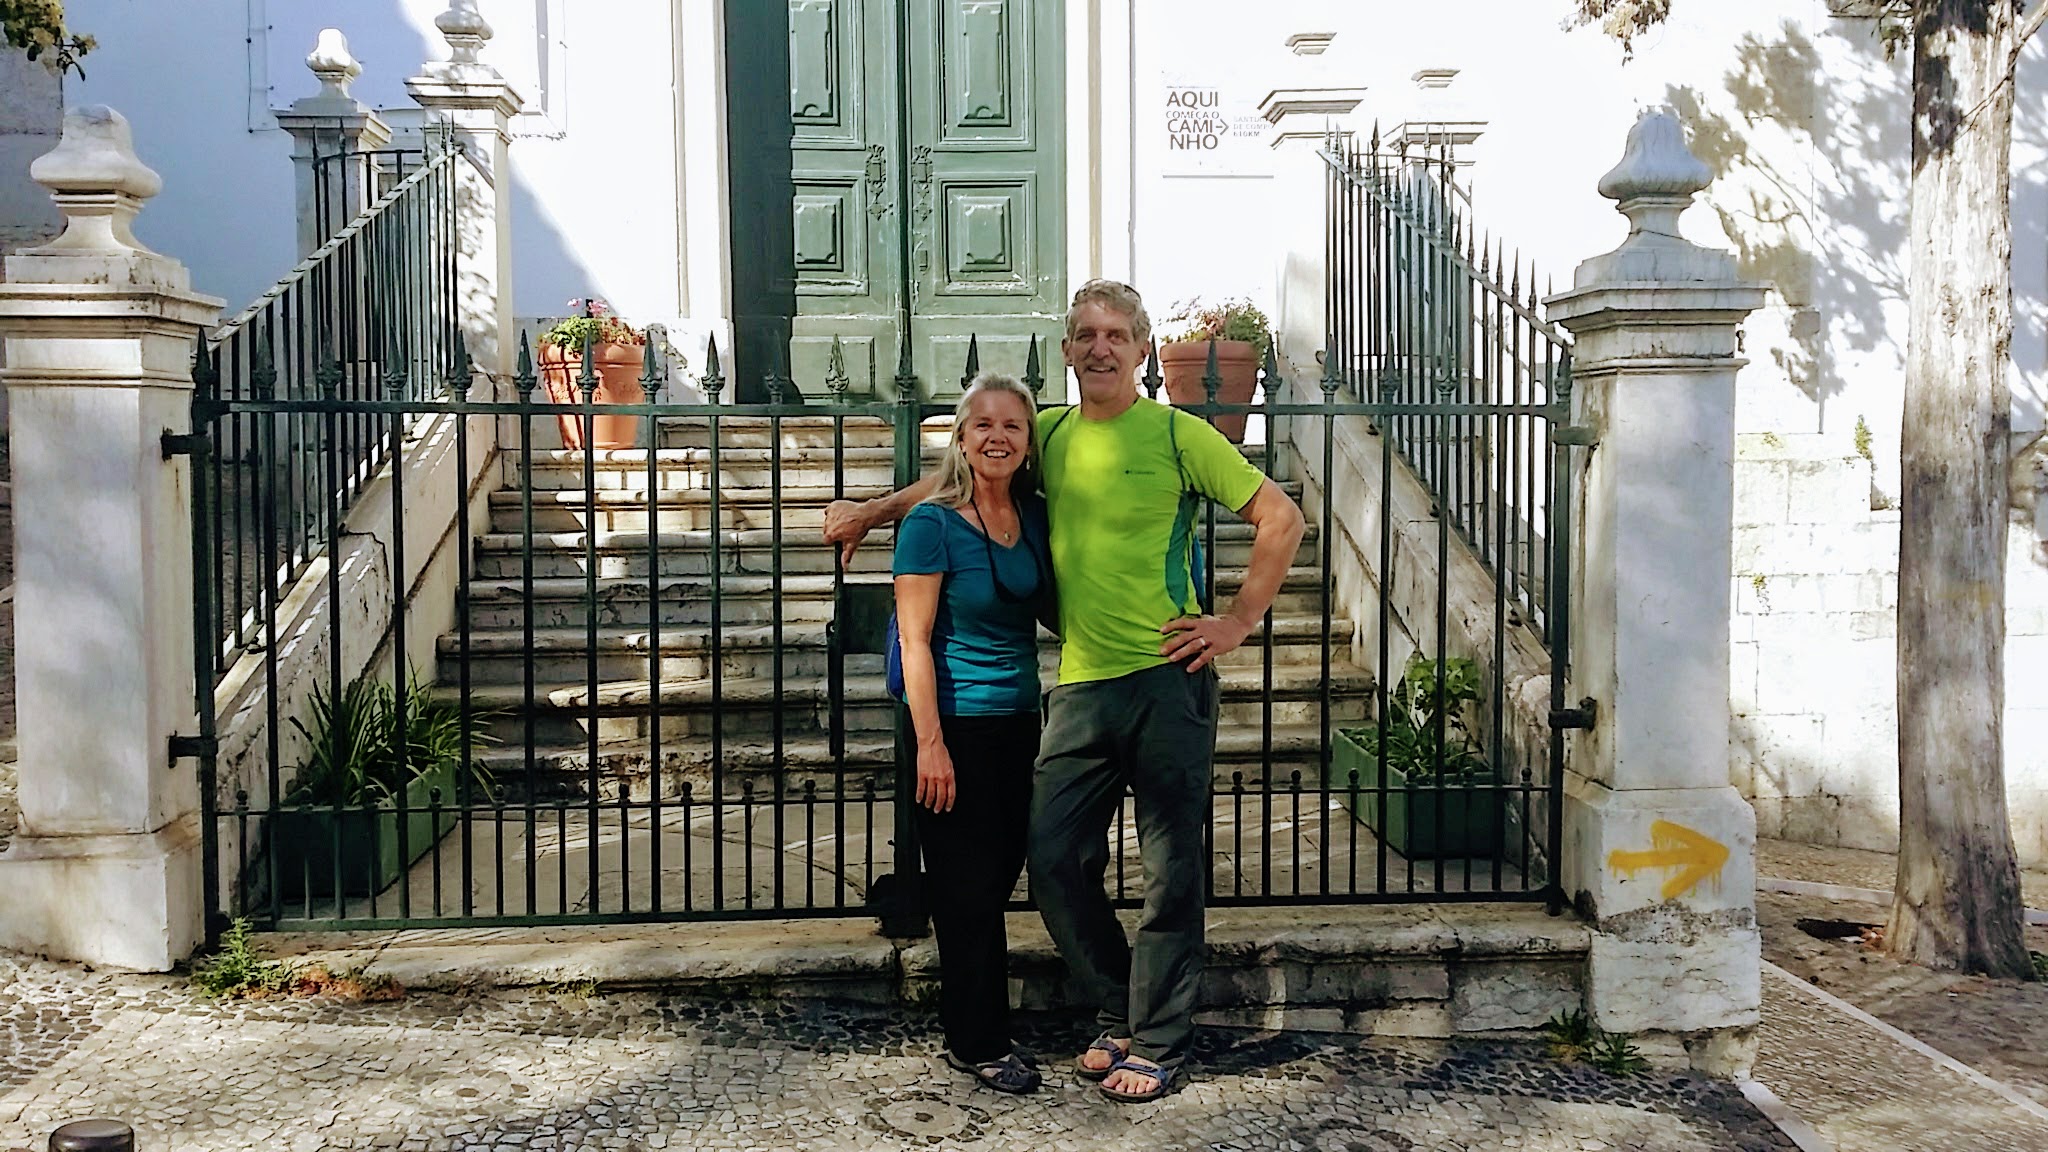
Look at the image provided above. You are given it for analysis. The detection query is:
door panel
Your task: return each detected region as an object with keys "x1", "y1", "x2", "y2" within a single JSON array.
[
  {"x1": 907, "y1": 0, "x2": 1065, "y2": 398},
  {"x1": 726, "y1": 0, "x2": 1062, "y2": 400},
  {"x1": 787, "y1": 0, "x2": 900, "y2": 396}
]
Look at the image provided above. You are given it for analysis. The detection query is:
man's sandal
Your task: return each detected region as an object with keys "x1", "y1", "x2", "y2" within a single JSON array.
[
  {"x1": 1098, "y1": 1055, "x2": 1181, "y2": 1104},
  {"x1": 1073, "y1": 1031, "x2": 1130, "y2": 1082},
  {"x1": 944, "y1": 1050, "x2": 1042, "y2": 1095}
]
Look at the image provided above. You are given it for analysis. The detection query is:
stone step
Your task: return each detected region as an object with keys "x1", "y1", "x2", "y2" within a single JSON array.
[
  {"x1": 470, "y1": 723, "x2": 1358, "y2": 801},
  {"x1": 655, "y1": 415, "x2": 933, "y2": 452},
  {"x1": 459, "y1": 571, "x2": 1342, "y2": 631},
  {"x1": 451, "y1": 664, "x2": 1374, "y2": 747},
  {"x1": 469, "y1": 522, "x2": 1320, "y2": 580},
  {"x1": 436, "y1": 616, "x2": 1354, "y2": 685},
  {"x1": 486, "y1": 478, "x2": 1307, "y2": 534}
]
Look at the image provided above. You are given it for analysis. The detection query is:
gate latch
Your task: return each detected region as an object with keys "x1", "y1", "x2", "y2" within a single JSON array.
[
  {"x1": 1549, "y1": 698, "x2": 1597, "y2": 731},
  {"x1": 161, "y1": 430, "x2": 210, "y2": 460},
  {"x1": 168, "y1": 734, "x2": 217, "y2": 761}
]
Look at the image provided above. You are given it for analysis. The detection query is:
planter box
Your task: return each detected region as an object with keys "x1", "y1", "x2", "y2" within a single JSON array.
[
  {"x1": 272, "y1": 759, "x2": 462, "y2": 900},
  {"x1": 1332, "y1": 728, "x2": 1504, "y2": 859}
]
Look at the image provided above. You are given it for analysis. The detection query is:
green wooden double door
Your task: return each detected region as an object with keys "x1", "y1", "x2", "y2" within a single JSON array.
[{"x1": 726, "y1": 0, "x2": 1065, "y2": 400}]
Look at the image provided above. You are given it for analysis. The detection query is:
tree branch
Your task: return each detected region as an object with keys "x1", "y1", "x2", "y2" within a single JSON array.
[{"x1": 2021, "y1": 0, "x2": 2048, "y2": 53}]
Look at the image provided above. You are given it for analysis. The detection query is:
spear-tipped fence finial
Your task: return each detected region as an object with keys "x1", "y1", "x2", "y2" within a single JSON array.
[
  {"x1": 825, "y1": 335, "x2": 850, "y2": 401},
  {"x1": 1142, "y1": 338, "x2": 1162, "y2": 400},
  {"x1": 1023, "y1": 334, "x2": 1043, "y2": 396},
  {"x1": 960, "y1": 332, "x2": 981, "y2": 390},
  {"x1": 514, "y1": 329, "x2": 536, "y2": 398},
  {"x1": 702, "y1": 334, "x2": 725, "y2": 403}
]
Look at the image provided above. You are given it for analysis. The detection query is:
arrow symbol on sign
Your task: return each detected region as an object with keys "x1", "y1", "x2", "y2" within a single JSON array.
[{"x1": 1608, "y1": 820, "x2": 1729, "y2": 901}]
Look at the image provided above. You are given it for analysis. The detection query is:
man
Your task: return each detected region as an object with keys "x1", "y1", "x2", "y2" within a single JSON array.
[{"x1": 823, "y1": 280, "x2": 1305, "y2": 1102}]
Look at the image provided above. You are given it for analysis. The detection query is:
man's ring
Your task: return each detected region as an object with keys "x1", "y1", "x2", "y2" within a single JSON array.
[{"x1": 1198, "y1": 637, "x2": 1209, "y2": 647}]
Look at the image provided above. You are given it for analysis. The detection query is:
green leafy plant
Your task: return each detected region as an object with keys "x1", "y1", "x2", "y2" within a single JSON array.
[
  {"x1": 1543, "y1": 1008, "x2": 1597, "y2": 1061},
  {"x1": 2032, "y1": 950, "x2": 2047, "y2": 981},
  {"x1": 1545, "y1": 1008, "x2": 1647, "y2": 1076},
  {"x1": 1162, "y1": 297, "x2": 1274, "y2": 365},
  {"x1": 190, "y1": 919, "x2": 402, "y2": 1001},
  {"x1": 2, "y1": 0, "x2": 94, "y2": 77},
  {"x1": 1853, "y1": 415, "x2": 1875, "y2": 463},
  {"x1": 190, "y1": 918, "x2": 296, "y2": 998},
  {"x1": 538, "y1": 297, "x2": 644, "y2": 351},
  {"x1": 1587, "y1": 1030, "x2": 1649, "y2": 1076},
  {"x1": 1339, "y1": 654, "x2": 1488, "y2": 779},
  {"x1": 287, "y1": 673, "x2": 496, "y2": 806}
]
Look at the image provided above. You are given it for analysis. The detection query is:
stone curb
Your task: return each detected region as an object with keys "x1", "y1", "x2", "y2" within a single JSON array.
[
  {"x1": 1737, "y1": 1079, "x2": 1835, "y2": 1152},
  {"x1": 1759, "y1": 875, "x2": 2048, "y2": 925}
]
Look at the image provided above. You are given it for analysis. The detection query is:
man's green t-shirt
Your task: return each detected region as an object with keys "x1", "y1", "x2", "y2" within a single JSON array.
[{"x1": 1037, "y1": 397, "x2": 1267, "y2": 686}]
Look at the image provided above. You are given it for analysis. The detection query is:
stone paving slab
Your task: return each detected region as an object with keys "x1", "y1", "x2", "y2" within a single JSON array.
[
  {"x1": 1755, "y1": 961, "x2": 2048, "y2": 1152},
  {"x1": 0, "y1": 955, "x2": 1794, "y2": 1152}
]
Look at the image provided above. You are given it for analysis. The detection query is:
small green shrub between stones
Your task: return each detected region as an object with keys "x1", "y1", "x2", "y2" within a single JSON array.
[
  {"x1": 1587, "y1": 1030, "x2": 1649, "y2": 1077},
  {"x1": 190, "y1": 918, "x2": 296, "y2": 999}
]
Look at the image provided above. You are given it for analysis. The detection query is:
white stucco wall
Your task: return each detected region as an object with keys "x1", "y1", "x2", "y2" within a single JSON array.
[{"x1": 23, "y1": 0, "x2": 2048, "y2": 864}]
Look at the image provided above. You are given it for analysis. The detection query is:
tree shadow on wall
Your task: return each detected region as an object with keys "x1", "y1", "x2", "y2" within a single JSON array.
[{"x1": 1663, "y1": 20, "x2": 1907, "y2": 413}]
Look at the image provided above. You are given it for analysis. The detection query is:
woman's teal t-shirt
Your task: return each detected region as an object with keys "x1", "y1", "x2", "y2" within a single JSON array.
[{"x1": 891, "y1": 495, "x2": 1050, "y2": 716}]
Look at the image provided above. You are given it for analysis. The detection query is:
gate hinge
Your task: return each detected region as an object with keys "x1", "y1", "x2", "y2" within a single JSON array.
[
  {"x1": 1552, "y1": 425, "x2": 1600, "y2": 447},
  {"x1": 161, "y1": 430, "x2": 210, "y2": 460},
  {"x1": 1549, "y1": 698, "x2": 1598, "y2": 731},
  {"x1": 168, "y1": 734, "x2": 217, "y2": 761}
]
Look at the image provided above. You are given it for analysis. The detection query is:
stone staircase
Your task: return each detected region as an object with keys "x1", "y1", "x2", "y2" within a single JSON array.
[{"x1": 436, "y1": 416, "x2": 1377, "y2": 806}]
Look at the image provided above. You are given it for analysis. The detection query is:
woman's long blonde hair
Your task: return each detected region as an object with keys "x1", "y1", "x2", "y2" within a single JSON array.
[{"x1": 922, "y1": 372, "x2": 1041, "y2": 510}]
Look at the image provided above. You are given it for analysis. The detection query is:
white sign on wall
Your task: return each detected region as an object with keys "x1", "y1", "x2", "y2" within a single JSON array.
[{"x1": 1159, "y1": 79, "x2": 1270, "y2": 176}]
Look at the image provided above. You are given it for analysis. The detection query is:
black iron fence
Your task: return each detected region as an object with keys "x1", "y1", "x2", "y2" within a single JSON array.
[
  {"x1": 199, "y1": 136, "x2": 463, "y2": 675},
  {"x1": 1325, "y1": 132, "x2": 1573, "y2": 642},
  {"x1": 184, "y1": 318, "x2": 1576, "y2": 932}
]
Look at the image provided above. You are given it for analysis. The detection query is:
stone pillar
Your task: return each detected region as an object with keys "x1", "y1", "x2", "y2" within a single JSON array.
[
  {"x1": 1546, "y1": 111, "x2": 1767, "y2": 1075},
  {"x1": 405, "y1": 0, "x2": 522, "y2": 391},
  {"x1": 273, "y1": 29, "x2": 392, "y2": 257},
  {"x1": 0, "y1": 107, "x2": 222, "y2": 971}
]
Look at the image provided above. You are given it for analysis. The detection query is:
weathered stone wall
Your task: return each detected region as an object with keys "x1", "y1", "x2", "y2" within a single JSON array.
[{"x1": 1731, "y1": 430, "x2": 2048, "y2": 866}]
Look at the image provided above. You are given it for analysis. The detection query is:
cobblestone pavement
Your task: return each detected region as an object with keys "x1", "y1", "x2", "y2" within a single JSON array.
[{"x1": 0, "y1": 955, "x2": 1795, "y2": 1152}]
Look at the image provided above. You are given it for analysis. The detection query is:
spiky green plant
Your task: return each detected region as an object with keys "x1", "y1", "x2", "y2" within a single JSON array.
[
  {"x1": 287, "y1": 673, "x2": 496, "y2": 806},
  {"x1": 1588, "y1": 1030, "x2": 1648, "y2": 1076},
  {"x1": 1543, "y1": 1008, "x2": 1597, "y2": 1061}
]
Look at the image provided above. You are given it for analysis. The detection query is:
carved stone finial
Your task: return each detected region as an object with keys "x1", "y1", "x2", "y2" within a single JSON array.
[
  {"x1": 436, "y1": 0, "x2": 494, "y2": 65},
  {"x1": 10, "y1": 105, "x2": 192, "y2": 288},
  {"x1": 1596, "y1": 108, "x2": 1713, "y2": 238},
  {"x1": 1562, "y1": 107, "x2": 1736, "y2": 287},
  {"x1": 306, "y1": 29, "x2": 361, "y2": 100}
]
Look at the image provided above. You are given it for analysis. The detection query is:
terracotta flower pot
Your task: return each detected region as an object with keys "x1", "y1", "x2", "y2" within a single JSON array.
[
  {"x1": 1159, "y1": 339, "x2": 1260, "y2": 443},
  {"x1": 537, "y1": 341, "x2": 647, "y2": 451}
]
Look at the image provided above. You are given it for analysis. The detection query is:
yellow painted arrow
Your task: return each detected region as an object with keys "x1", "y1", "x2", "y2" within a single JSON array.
[{"x1": 1608, "y1": 820, "x2": 1729, "y2": 901}]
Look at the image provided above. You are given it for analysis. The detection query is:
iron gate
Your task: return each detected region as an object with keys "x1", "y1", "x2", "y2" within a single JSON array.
[{"x1": 183, "y1": 144, "x2": 1578, "y2": 935}]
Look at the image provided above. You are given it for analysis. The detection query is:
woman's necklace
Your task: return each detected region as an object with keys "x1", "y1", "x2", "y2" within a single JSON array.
[{"x1": 970, "y1": 492, "x2": 1017, "y2": 544}]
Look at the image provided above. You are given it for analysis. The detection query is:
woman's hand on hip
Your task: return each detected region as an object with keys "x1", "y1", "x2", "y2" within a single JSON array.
[{"x1": 916, "y1": 737, "x2": 957, "y2": 813}]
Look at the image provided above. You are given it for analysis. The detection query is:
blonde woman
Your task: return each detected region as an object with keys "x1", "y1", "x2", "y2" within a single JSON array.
[{"x1": 893, "y1": 373, "x2": 1054, "y2": 1095}]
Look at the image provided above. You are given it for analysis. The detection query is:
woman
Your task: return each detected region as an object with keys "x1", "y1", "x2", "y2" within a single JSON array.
[{"x1": 893, "y1": 372, "x2": 1053, "y2": 1095}]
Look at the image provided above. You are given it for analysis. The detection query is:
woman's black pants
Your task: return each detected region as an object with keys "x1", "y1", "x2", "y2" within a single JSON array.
[{"x1": 914, "y1": 709, "x2": 1038, "y2": 1063}]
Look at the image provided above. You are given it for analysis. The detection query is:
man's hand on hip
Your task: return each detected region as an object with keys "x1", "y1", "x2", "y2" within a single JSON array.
[
  {"x1": 822, "y1": 499, "x2": 871, "y2": 564},
  {"x1": 1161, "y1": 614, "x2": 1253, "y2": 674}
]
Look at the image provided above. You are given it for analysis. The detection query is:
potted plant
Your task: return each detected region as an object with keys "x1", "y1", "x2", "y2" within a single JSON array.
[
  {"x1": 1332, "y1": 653, "x2": 1503, "y2": 859},
  {"x1": 271, "y1": 674, "x2": 495, "y2": 899},
  {"x1": 537, "y1": 298, "x2": 647, "y2": 451},
  {"x1": 1158, "y1": 297, "x2": 1273, "y2": 443}
]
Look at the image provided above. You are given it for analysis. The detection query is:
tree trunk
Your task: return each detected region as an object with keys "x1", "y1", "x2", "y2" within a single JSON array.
[{"x1": 1888, "y1": 0, "x2": 2032, "y2": 978}]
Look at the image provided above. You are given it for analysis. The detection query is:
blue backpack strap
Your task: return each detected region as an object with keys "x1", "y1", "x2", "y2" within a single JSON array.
[{"x1": 1165, "y1": 408, "x2": 1209, "y2": 615}]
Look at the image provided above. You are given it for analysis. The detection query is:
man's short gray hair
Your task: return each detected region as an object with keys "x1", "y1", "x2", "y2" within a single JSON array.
[{"x1": 1065, "y1": 279, "x2": 1152, "y2": 347}]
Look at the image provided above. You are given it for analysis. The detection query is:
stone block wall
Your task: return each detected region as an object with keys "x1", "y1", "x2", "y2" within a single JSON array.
[{"x1": 1730, "y1": 430, "x2": 2048, "y2": 865}]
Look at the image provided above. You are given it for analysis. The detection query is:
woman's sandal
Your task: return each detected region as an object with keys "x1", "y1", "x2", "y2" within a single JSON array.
[
  {"x1": 944, "y1": 1050, "x2": 1042, "y2": 1095},
  {"x1": 1073, "y1": 1031, "x2": 1130, "y2": 1082},
  {"x1": 1098, "y1": 1055, "x2": 1181, "y2": 1104}
]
